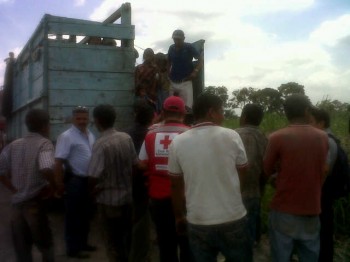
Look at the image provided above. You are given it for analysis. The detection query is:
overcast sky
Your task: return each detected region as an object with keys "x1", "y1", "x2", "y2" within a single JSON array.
[{"x1": 1, "y1": 0, "x2": 350, "y2": 104}]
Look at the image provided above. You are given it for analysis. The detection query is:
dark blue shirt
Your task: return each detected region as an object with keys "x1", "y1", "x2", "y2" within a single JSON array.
[{"x1": 168, "y1": 43, "x2": 200, "y2": 82}]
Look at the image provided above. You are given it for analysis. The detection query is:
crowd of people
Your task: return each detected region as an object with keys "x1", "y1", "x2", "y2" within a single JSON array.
[
  {"x1": 0, "y1": 92, "x2": 341, "y2": 262},
  {"x1": 0, "y1": 29, "x2": 343, "y2": 262}
]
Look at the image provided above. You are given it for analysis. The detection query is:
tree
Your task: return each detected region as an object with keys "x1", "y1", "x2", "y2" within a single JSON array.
[
  {"x1": 317, "y1": 97, "x2": 350, "y2": 113},
  {"x1": 229, "y1": 87, "x2": 257, "y2": 109},
  {"x1": 255, "y1": 88, "x2": 283, "y2": 113},
  {"x1": 204, "y1": 86, "x2": 236, "y2": 118},
  {"x1": 204, "y1": 86, "x2": 229, "y2": 107},
  {"x1": 277, "y1": 82, "x2": 305, "y2": 100}
]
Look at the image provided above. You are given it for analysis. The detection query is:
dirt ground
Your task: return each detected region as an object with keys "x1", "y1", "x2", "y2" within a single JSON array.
[{"x1": 1, "y1": 184, "x2": 349, "y2": 262}]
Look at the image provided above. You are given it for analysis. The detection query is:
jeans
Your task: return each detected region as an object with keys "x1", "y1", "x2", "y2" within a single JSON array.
[
  {"x1": 64, "y1": 175, "x2": 91, "y2": 254},
  {"x1": 98, "y1": 204, "x2": 132, "y2": 262},
  {"x1": 188, "y1": 216, "x2": 252, "y2": 262},
  {"x1": 243, "y1": 197, "x2": 261, "y2": 245},
  {"x1": 11, "y1": 199, "x2": 54, "y2": 262},
  {"x1": 150, "y1": 198, "x2": 193, "y2": 262},
  {"x1": 269, "y1": 210, "x2": 320, "y2": 262}
]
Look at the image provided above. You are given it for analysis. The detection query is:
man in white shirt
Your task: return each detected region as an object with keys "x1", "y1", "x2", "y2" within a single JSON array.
[
  {"x1": 168, "y1": 93, "x2": 252, "y2": 262},
  {"x1": 54, "y1": 106, "x2": 95, "y2": 259}
]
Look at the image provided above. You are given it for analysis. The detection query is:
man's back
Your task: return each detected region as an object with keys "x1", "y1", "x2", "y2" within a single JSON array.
[
  {"x1": 89, "y1": 129, "x2": 137, "y2": 206},
  {"x1": 169, "y1": 124, "x2": 248, "y2": 225},
  {"x1": 236, "y1": 126, "x2": 267, "y2": 199},
  {"x1": 139, "y1": 123, "x2": 189, "y2": 199},
  {"x1": 1, "y1": 133, "x2": 53, "y2": 204},
  {"x1": 264, "y1": 125, "x2": 328, "y2": 215}
]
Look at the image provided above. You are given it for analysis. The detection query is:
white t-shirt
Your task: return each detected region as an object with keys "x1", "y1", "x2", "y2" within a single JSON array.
[{"x1": 168, "y1": 123, "x2": 248, "y2": 225}]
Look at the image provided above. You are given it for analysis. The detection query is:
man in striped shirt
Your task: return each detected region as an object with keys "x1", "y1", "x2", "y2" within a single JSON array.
[
  {"x1": 88, "y1": 104, "x2": 138, "y2": 262},
  {"x1": 0, "y1": 109, "x2": 56, "y2": 262}
]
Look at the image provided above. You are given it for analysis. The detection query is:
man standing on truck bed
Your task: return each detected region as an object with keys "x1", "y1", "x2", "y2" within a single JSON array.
[
  {"x1": 0, "y1": 109, "x2": 56, "y2": 262},
  {"x1": 54, "y1": 106, "x2": 96, "y2": 259},
  {"x1": 167, "y1": 30, "x2": 203, "y2": 110}
]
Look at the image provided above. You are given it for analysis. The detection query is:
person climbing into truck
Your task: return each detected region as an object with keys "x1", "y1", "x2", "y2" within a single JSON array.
[{"x1": 135, "y1": 48, "x2": 159, "y2": 113}]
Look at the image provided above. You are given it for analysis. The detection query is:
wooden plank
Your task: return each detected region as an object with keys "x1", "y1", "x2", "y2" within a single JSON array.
[
  {"x1": 80, "y1": 3, "x2": 131, "y2": 44},
  {"x1": 48, "y1": 45, "x2": 136, "y2": 72},
  {"x1": 32, "y1": 58, "x2": 44, "y2": 81},
  {"x1": 48, "y1": 89, "x2": 134, "y2": 107},
  {"x1": 7, "y1": 100, "x2": 47, "y2": 140},
  {"x1": 32, "y1": 75, "x2": 44, "y2": 99},
  {"x1": 48, "y1": 22, "x2": 135, "y2": 40},
  {"x1": 45, "y1": 15, "x2": 103, "y2": 26},
  {"x1": 49, "y1": 71, "x2": 134, "y2": 91}
]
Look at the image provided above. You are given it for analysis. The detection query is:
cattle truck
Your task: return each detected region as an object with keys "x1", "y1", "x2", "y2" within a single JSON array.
[{"x1": 2, "y1": 2, "x2": 205, "y2": 142}]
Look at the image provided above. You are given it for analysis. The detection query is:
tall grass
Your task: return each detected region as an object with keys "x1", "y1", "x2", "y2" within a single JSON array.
[{"x1": 224, "y1": 111, "x2": 350, "y2": 236}]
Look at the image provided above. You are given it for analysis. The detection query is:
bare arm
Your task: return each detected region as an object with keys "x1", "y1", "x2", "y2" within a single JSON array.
[
  {"x1": 0, "y1": 174, "x2": 17, "y2": 194},
  {"x1": 136, "y1": 159, "x2": 148, "y2": 171}
]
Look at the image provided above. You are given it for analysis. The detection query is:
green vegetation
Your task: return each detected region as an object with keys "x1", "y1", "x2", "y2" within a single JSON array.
[{"x1": 224, "y1": 111, "x2": 350, "y2": 238}]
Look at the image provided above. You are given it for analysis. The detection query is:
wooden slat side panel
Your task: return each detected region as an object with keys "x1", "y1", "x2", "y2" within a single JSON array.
[
  {"x1": 48, "y1": 89, "x2": 134, "y2": 107},
  {"x1": 48, "y1": 22, "x2": 135, "y2": 40},
  {"x1": 48, "y1": 45, "x2": 136, "y2": 72},
  {"x1": 49, "y1": 71, "x2": 134, "y2": 91}
]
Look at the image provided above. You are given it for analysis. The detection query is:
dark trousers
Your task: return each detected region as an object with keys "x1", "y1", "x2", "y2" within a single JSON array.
[
  {"x1": 64, "y1": 175, "x2": 91, "y2": 254},
  {"x1": 129, "y1": 200, "x2": 151, "y2": 262},
  {"x1": 319, "y1": 195, "x2": 334, "y2": 262},
  {"x1": 98, "y1": 203, "x2": 132, "y2": 262},
  {"x1": 150, "y1": 198, "x2": 193, "y2": 262},
  {"x1": 11, "y1": 199, "x2": 54, "y2": 262}
]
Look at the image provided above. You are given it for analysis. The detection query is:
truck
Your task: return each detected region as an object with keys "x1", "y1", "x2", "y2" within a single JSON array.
[{"x1": 1, "y1": 2, "x2": 205, "y2": 143}]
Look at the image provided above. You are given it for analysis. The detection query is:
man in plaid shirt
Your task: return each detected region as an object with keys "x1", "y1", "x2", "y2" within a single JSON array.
[{"x1": 0, "y1": 109, "x2": 56, "y2": 262}]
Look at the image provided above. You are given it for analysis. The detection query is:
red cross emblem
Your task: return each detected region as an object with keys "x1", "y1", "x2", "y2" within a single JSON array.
[{"x1": 160, "y1": 135, "x2": 172, "y2": 149}]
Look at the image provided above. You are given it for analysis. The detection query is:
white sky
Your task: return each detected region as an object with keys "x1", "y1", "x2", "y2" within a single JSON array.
[{"x1": 1, "y1": 0, "x2": 350, "y2": 104}]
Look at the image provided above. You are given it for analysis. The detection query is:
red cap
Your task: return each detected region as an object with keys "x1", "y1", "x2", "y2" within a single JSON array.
[{"x1": 163, "y1": 96, "x2": 186, "y2": 114}]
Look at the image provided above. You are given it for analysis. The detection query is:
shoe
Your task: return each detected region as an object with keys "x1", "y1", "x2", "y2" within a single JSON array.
[
  {"x1": 81, "y1": 245, "x2": 97, "y2": 252},
  {"x1": 67, "y1": 252, "x2": 90, "y2": 259}
]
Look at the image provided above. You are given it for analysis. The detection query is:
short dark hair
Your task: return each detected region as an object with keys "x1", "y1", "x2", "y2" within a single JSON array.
[
  {"x1": 72, "y1": 106, "x2": 89, "y2": 114},
  {"x1": 93, "y1": 104, "x2": 116, "y2": 129},
  {"x1": 241, "y1": 104, "x2": 264, "y2": 126},
  {"x1": 283, "y1": 94, "x2": 311, "y2": 121},
  {"x1": 310, "y1": 107, "x2": 330, "y2": 128},
  {"x1": 193, "y1": 93, "x2": 223, "y2": 120},
  {"x1": 163, "y1": 110, "x2": 184, "y2": 119},
  {"x1": 133, "y1": 100, "x2": 154, "y2": 126},
  {"x1": 25, "y1": 109, "x2": 50, "y2": 132}
]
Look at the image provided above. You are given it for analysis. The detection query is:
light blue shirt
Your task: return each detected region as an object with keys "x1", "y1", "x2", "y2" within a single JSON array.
[{"x1": 55, "y1": 125, "x2": 95, "y2": 176}]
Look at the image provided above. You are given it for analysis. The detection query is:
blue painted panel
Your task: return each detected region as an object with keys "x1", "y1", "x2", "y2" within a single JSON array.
[
  {"x1": 48, "y1": 89, "x2": 134, "y2": 107},
  {"x1": 49, "y1": 71, "x2": 134, "y2": 91},
  {"x1": 48, "y1": 22, "x2": 135, "y2": 40},
  {"x1": 48, "y1": 44, "x2": 135, "y2": 72}
]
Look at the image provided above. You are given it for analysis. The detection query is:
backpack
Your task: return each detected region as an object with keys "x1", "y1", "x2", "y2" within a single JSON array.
[{"x1": 327, "y1": 134, "x2": 350, "y2": 200}]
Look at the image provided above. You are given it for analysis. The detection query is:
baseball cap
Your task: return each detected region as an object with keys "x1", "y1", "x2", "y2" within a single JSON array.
[
  {"x1": 163, "y1": 96, "x2": 186, "y2": 114},
  {"x1": 172, "y1": 29, "x2": 185, "y2": 39}
]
